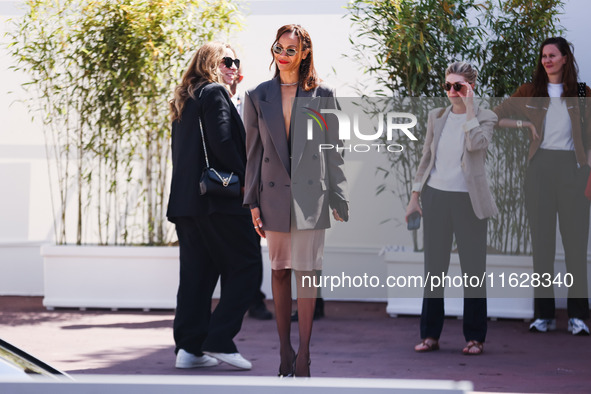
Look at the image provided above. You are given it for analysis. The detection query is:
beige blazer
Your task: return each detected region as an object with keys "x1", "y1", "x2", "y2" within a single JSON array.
[
  {"x1": 243, "y1": 77, "x2": 348, "y2": 232},
  {"x1": 412, "y1": 104, "x2": 498, "y2": 219},
  {"x1": 494, "y1": 82, "x2": 591, "y2": 166}
]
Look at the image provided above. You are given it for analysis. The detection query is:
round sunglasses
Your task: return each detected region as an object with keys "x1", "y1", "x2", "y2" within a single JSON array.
[
  {"x1": 443, "y1": 82, "x2": 465, "y2": 92},
  {"x1": 222, "y1": 57, "x2": 240, "y2": 69},
  {"x1": 272, "y1": 44, "x2": 297, "y2": 57}
]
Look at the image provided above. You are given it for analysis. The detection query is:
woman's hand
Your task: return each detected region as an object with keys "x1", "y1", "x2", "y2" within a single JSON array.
[
  {"x1": 332, "y1": 208, "x2": 344, "y2": 222},
  {"x1": 525, "y1": 121, "x2": 540, "y2": 140},
  {"x1": 498, "y1": 118, "x2": 539, "y2": 140},
  {"x1": 457, "y1": 82, "x2": 475, "y2": 119},
  {"x1": 250, "y1": 207, "x2": 265, "y2": 238},
  {"x1": 405, "y1": 192, "x2": 422, "y2": 222},
  {"x1": 457, "y1": 81, "x2": 474, "y2": 99}
]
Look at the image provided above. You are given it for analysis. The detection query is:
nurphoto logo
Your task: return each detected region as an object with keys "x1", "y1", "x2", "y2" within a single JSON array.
[{"x1": 305, "y1": 108, "x2": 418, "y2": 153}]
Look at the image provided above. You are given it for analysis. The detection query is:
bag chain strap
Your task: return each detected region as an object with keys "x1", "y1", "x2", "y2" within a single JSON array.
[{"x1": 209, "y1": 167, "x2": 234, "y2": 187}]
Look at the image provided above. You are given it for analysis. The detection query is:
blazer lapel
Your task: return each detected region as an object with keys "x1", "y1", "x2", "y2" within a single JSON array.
[
  {"x1": 473, "y1": 99, "x2": 482, "y2": 118},
  {"x1": 291, "y1": 85, "x2": 314, "y2": 171},
  {"x1": 259, "y1": 77, "x2": 290, "y2": 173},
  {"x1": 431, "y1": 106, "x2": 451, "y2": 152},
  {"x1": 228, "y1": 96, "x2": 246, "y2": 145}
]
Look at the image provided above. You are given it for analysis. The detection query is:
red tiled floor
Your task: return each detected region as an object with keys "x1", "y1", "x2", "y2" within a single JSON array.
[{"x1": 1, "y1": 296, "x2": 590, "y2": 393}]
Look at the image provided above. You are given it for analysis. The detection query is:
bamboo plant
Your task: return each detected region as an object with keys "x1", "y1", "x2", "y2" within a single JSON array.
[
  {"x1": 347, "y1": 0, "x2": 564, "y2": 254},
  {"x1": 7, "y1": 0, "x2": 243, "y2": 245}
]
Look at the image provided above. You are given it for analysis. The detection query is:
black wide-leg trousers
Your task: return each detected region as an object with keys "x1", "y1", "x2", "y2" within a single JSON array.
[
  {"x1": 525, "y1": 149, "x2": 590, "y2": 320},
  {"x1": 173, "y1": 213, "x2": 261, "y2": 355},
  {"x1": 420, "y1": 185, "x2": 488, "y2": 343}
]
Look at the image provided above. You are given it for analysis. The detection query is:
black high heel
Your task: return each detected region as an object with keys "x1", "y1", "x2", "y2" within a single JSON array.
[
  {"x1": 277, "y1": 350, "x2": 296, "y2": 377},
  {"x1": 294, "y1": 355, "x2": 311, "y2": 377}
]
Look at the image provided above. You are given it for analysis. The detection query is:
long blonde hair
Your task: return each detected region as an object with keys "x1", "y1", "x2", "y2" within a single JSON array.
[{"x1": 170, "y1": 42, "x2": 234, "y2": 121}]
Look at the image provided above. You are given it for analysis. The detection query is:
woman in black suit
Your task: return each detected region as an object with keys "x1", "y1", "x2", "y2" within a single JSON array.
[{"x1": 167, "y1": 42, "x2": 261, "y2": 370}]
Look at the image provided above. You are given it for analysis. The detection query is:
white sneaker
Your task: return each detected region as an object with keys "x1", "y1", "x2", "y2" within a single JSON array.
[
  {"x1": 175, "y1": 349, "x2": 219, "y2": 369},
  {"x1": 529, "y1": 318, "x2": 556, "y2": 332},
  {"x1": 203, "y1": 351, "x2": 252, "y2": 370},
  {"x1": 568, "y1": 318, "x2": 590, "y2": 336}
]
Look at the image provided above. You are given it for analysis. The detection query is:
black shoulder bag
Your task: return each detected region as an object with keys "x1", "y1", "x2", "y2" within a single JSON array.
[{"x1": 198, "y1": 89, "x2": 240, "y2": 197}]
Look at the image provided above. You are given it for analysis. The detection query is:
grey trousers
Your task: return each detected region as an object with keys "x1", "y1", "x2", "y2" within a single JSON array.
[{"x1": 525, "y1": 149, "x2": 590, "y2": 319}]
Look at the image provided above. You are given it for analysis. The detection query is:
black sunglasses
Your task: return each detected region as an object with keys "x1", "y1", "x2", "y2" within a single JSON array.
[
  {"x1": 222, "y1": 57, "x2": 240, "y2": 69},
  {"x1": 272, "y1": 44, "x2": 297, "y2": 57},
  {"x1": 443, "y1": 82, "x2": 464, "y2": 92}
]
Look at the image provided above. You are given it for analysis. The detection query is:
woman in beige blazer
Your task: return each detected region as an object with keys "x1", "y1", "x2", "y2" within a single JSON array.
[
  {"x1": 406, "y1": 61, "x2": 497, "y2": 355},
  {"x1": 243, "y1": 24, "x2": 348, "y2": 377}
]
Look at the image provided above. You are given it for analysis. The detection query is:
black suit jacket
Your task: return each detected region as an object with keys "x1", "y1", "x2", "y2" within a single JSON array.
[{"x1": 167, "y1": 82, "x2": 249, "y2": 219}]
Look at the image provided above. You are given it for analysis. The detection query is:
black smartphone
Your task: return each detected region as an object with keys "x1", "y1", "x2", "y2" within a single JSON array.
[
  {"x1": 335, "y1": 200, "x2": 349, "y2": 222},
  {"x1": 407, "y1": 211, "x2": 421, "y2": 230},
  {"x1": 330, "y1": 191, "x2": 349, "y2": 222}
]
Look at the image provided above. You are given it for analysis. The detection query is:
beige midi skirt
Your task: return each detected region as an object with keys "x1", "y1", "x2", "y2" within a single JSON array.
[{"x1": 266, "y1": 226, "x2": 325, "y2": 271}]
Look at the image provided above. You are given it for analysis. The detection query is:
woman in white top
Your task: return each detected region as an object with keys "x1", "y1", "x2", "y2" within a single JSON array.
[
  {"x1": 495, "y1": 37, "x2": 591, "y2": 336},
  {"x1": 406, "y1": 61, "x2": 498, "y2": 355}
]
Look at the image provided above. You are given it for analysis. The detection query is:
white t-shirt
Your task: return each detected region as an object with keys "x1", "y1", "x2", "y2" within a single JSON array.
[
  {"x1": 230, "y1": 90, "x2": 244, "y2": 118},
  {"x1": 427, "y1": 111, "x2": 469, "y2": 192},
  {"x1": 541, "y1": 83, "x2": 574, "y2": 151}
]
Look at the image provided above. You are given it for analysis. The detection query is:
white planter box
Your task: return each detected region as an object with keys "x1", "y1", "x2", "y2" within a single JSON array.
[
  {"x1": 40, "y1": 244, "x2": 276, "y2": 310},
  {"x1": 383, "y1": 251, "x2": 535, "y2": 319},
  {"x1": 41, "y1": 245, "x2": 180, "y2": 310},
  {"x1": 36, "y1": 244, "x2": 591, "y2": 313},
  {"x1": 0, "y1": 241, "x2": 45, "y2": 296},
  {"x1": 39, "y1": 243, "x2": 384, "y2": 310}
]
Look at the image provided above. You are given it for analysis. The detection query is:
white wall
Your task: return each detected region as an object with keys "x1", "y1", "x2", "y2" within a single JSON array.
[
  {"x1": 231, "y1": 0, "x2": 362, "y2": 96},
  {"x1": 233, "y1": 0, "x2": 591, "y2": 100},
  {"x1": 0, "y1": 2, "x2": 54, "y2": 294},
  {"x1": 562, "y1": 0, "x2": 590, "y2": 83}
]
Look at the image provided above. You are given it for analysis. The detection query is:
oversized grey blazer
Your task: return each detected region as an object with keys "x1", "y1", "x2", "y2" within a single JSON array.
[
  {"x1": 412, "y1": 104, "x2": 498, "y2": 220},
  {"x1": 243, "y1": 77, "x2": 348, "y2": 232}
]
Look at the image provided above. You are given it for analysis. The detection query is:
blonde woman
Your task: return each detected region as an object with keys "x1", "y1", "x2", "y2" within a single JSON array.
[
  {"x1": 407, "y1": 62, "x2": 497, "y2": 355},
  {"x1": 167, "y1": 42, "x2": 261, "y2": 370}
]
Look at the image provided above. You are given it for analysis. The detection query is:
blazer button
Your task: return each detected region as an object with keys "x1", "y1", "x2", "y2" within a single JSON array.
[
  {"x1": 308, "y1": 180, "x2": 313, "y2": 185},
  {"x1": 312, "y1": 153, "x2": 318, "y2": 159},
  {"x1": 264, "y1": 157, "x2": 270, "y2": 163},
  {"x1": 269, "y1": 181, "x2": 275, "y2": 187}
]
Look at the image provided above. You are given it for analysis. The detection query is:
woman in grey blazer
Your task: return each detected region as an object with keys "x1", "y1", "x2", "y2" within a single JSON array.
[
  {"x1": 406, "y1": 62, "x2": 498, "y2": 355},
  {"x1": 243, "y1": 24, "x2": 348, "y2": 377}
]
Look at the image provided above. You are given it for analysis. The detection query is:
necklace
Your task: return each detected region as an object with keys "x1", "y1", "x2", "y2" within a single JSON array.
[{"x1": 280, "y1": 81, "x2": 298, "y2": 86}]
